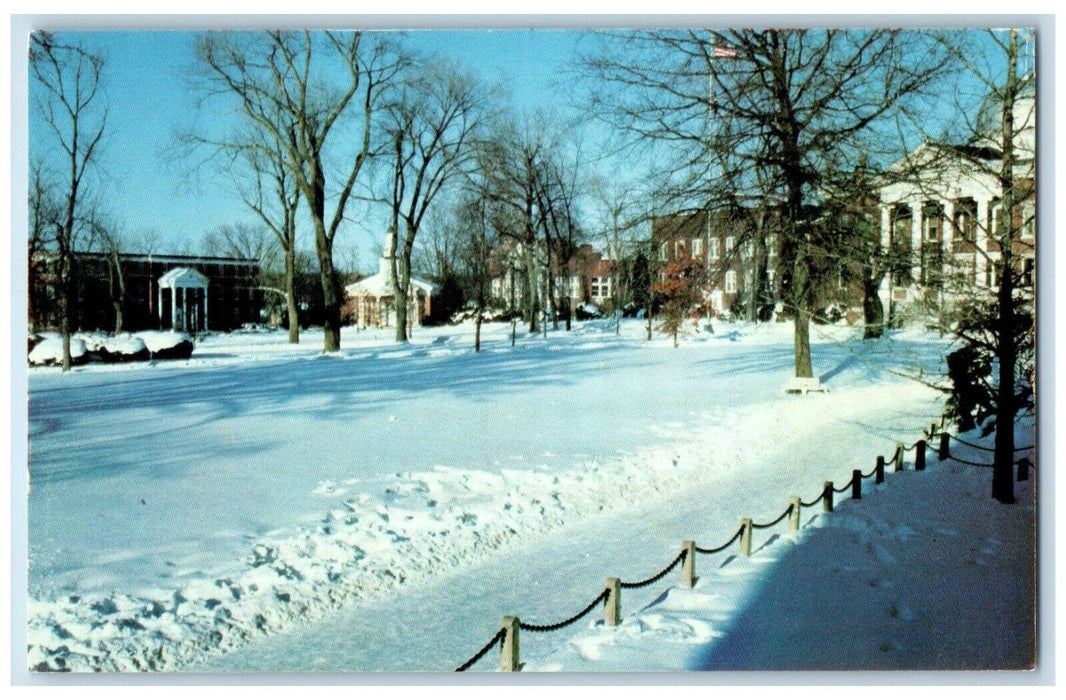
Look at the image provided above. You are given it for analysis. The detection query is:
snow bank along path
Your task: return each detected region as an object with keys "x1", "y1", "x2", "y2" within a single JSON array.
[
  {"x1": 27, "y1": 321, "x2": 953, "y2": 672},
  {"x1": 524, "y1": 422, "x2": 1036, "y2": 672}
]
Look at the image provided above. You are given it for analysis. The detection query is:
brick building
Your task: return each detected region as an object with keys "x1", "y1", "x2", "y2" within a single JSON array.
[{"x1": 29, "y1": 252, "x2": 264, "y2": 334}]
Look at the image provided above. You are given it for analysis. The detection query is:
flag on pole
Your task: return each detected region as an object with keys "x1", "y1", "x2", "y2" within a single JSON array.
[{"x1": 713, "y1": 45, "x2": 738, "y2": 59}]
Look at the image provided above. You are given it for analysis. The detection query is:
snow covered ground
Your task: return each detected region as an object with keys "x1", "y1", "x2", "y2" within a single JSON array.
[{"x1": 22, "y1": 318, "x2": 1036, "y2": 674}]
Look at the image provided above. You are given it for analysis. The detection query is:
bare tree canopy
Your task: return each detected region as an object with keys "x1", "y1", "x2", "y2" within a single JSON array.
[
  {"x1": 582, "y1": 29, "x2": 952, "y2": 378},
  {"x1": 380, "y1": 56, "x2": 492, "y2": 342},
  {"x1": 193, "y1": 30, "x2": 404, "y2": 352},
  {"x1": 30, "y1": 31, "x2": 109, "y2": 371}
]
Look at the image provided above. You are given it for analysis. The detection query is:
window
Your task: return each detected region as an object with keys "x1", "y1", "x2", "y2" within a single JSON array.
[
  {"x1": 767, "y1": 236, "x2": 776, "y2": 258},
  {"x1": 1021, "y1": 203, "x2": 1035, "y2": 239},
  {"x1": 726, "y1": 236, "x2": 735, "y2": 253},
  {"x1": 590, "y1": 278, "x2": 600, "y2": 297},
  {"x1": 600, "y1": 276, "x2": 611, "y2": 299},
  {"x1": 659, "y1": 242, "x2": 668, "y2": 261},
  {"x1": 709, "y1": 238, "x2": 720, "y2": 260},
  {"x1": 675, "y1": 240, "x2": 686, "y2": 258},
  {"x1": 692, "y1": 238, "x2": 703, "y2": 258},
  {"x1": 1020, "y1": 257, "x2": 1035, "y2": 288},
  {"x1": 991, "y1": 203, "x2": 1006, "y2": 236},
  {"x1": 985, "y1": 260, "x2": 998, "y2": 288},
  {"x1": 725, "y1": 270, "x2": 737, "y2": 293},
  {"x1": 923, "y1": 205, "x2": 941, "y2": 242},
  {"x1": 767, "y1": 268, "x2": 775, "y2": 288},
  {"x1": 570, "y1": 276, "x2": 580, "y2": 298},
  {"x1": 954, "y1": 200, "x2": 977, "y2": 242}
]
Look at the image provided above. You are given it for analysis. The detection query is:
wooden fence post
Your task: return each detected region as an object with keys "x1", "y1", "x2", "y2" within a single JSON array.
[
  {"x1": 852, "y1": 469, "x2": 862, "y2": 500},
  {"x1": 740, "y1": 517, "x2": 753, "y2": 557},
  {"x1": 916, "y1": 440, "x2": 926, "y2": 471},
  {"x1": 823, "y1": 481, "x2": 834, "y2": 513},
  {"x1": 930, "y1": 422, "x2": 938, "y2": 440},
  {"x1": 939, "y1": 432, "x2": 950, "y2": 460},
  {"x1": 681, "y1": 540, "x2": 696, "y2": 588},
  {"x1": 788, "y1": 497, "x2": 801, "y2": 531},
  {"x1": 894, "y1": 443, "x2": 905, "y2": 472},
  {"x1": 605, "y1": 577, "x2": 621, "y2": 626},
  {"x1": 875, "y1": 456, "x2": 885, "y2": 484},
  {"x1": 1017, "y1": 458, "x2": 1030, "y2": 482},
  {"x1": 500, "y1": 616, "x2": 520, "y2": 672}
]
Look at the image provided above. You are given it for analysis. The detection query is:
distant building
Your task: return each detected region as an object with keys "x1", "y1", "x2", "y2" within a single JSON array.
[
  {"x1": 563, "y1": 244, "x2": 615, "y2": 311},
  {"x1": 651, "y1": 208, "x2": 783, "y2": 317},
  {"x1": 29, "y1": 252, "x2": 263, "y2": 334},
  {"x1": 487, "y1": 241, "x2": 618, "y2": 316},
  {"x1": 345, "y1": 235, "x2": 436, "y2": 329},
  {"x1": 651, "y1": 206, "x2": 868, "y2": 322}
]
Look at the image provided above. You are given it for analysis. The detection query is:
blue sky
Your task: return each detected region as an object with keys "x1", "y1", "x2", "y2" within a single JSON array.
[
  {"x1": 25, "y1": 27, "x2": 1027, "y2": 271},
  {"x1": 28, "y1": 28, "x2": 596, "y2": 267}
]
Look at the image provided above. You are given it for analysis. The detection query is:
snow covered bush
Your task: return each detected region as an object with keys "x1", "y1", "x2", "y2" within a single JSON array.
[
  {"x1": 76, "y1": 332, "x2": 151, "y2": 363},
  {"x1": 28, "y1": 335, "x2": 88, "y2": 366},
  {"x1": 575, "y1": 302, "x2": 604, "y2": 320},
  {"x1": 134, "y1": 331, "x2": 195, "y2": 360}
]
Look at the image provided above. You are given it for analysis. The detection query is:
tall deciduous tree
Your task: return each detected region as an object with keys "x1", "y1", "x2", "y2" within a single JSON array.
[
  {"x1": 936, "y1": 29, "x2": 1035, "y2": 503},
  {"x1": 236, "y1": 138, "x2": 303, "y2": 343},
  {"x1": 583, "y1": 29, "x2": 948, "y2": 379},
  {"x1": 195, "y1": 30, "x2": 402, "y2": 352},
  {"x1": 30, "y1": 31, "x2": 108, "y2": 371},
  {"x1": 380, "y1": 58, "x2": 489, "y2": 342}
]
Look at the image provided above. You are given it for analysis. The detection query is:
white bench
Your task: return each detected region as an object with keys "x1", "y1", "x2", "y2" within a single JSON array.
[{"x1": 783, "y1": 377, "x2": 829, "y2": 395}]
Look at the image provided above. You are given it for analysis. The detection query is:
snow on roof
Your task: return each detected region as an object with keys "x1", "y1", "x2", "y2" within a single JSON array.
[
  {"x1": 345, "y1": 271, "x2": 435, "y2": 298},
  {"x1": 158, "y1": 267, "x2": 210, "y2": 288}
]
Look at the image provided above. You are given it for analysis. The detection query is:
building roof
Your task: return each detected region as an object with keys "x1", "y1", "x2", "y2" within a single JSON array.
[
  {"x1": 158, "y1": 267, "x2": 210, "y2": 289},
  {"x1": 345, "y1": 245, "x2": 436, "y2": 298},
  {"x1": 346, "y1": 271, "x2": 435, "y2": 298}
]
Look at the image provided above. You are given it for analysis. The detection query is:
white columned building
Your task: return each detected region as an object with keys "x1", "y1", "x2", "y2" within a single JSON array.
[{"x1": 157, "y1": 267, "x2": 210, "y2": 333}]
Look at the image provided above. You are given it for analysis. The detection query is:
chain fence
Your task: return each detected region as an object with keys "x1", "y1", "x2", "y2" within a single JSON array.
[{"x1": 455, "y1": 412, "x2": 1035, "y2": 672}]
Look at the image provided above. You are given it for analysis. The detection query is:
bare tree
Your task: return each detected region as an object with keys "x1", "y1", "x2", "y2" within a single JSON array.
[
  {"x1": 582, "y1": 29, "x2": 949, "y2": 380},
  {"x1": 380, "y1": 58, "x2": 490, "y2": 342},
  {"x1": 30, "y1": 31, "x2": 109, "y2": 370},
  {"x1": 935, "y1": 29, "x2": 1035, "y2": 503},
  {"x1": 194, "y1": 30, "x2": 402, "y2": 352},
  {"x1": 453, "y1": 193, "x2": 500, "y2": 352},
  {"x1": 30, "y1": 31, "x2": 108, "y2": 370},
  {"x1": 475, "y1": 114, "x2": 567, "y2": 334},
  {"x1": 28, "y1": 162, "x2": 61, "y2": 334},
  {"x1": 590, "y1": 177, "x2": 646, "y2": 334},
  {"x1": 235, "y1": 138, "x2": 303, "y2": 343}
]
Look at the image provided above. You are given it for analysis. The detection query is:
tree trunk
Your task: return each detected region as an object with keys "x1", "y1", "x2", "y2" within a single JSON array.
[
  {"x1": 992, "y1": 29, "x2": 1019, "y2": 505},
  {"x1": 285, "y1": 247, "x2": 300, "y2": 344},
  {"x1": 992, "y1": 253, "x2": 1016, "y2": 504},
  {"x1": 316, "y1": 235, "x2": 342, "y2": 353},
  {"x1": 309, "y1": 160, "x2": 342, "y2": 353},
  {"x1": 793, "y1": 306, "x2": 814, "y2": 378},
  {"x1": 475, "y1": 306, "x2": 483, "y2": 351},
  {"x1": 524, "y1": 244, "x2": 539, "y2": 333},
  {"x1": 109, "y1": 249, "x2": 126, "y2": 336},
  {"x1": 60, "y1": 267, "x2": 73, "y2": 372},
  {"x1": 394, "y1": 285, "x2": 409, "y2": 342},
  {"x1": 862, "y1": 274, "x2": 885, "y2": 339}
]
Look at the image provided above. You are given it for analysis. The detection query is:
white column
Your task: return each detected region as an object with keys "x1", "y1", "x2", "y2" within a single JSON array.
[
  {"x1": 157, "y1": 285, "x2": 163, "y2": 326},
  {"x1": 941, "y1": 199, "x2": 955, "y2": 283},
  {"x1": 203, "y1": 287, "x2": 209, "y2": 331},
  {"x1": 909, "y1": 198, "x2": 923, "y2": 284},
  {"x1": 879, "y1": 203, "x2": 894, "y2": 313},
  {"x1": 880, "y1": 204, "x2": 892, "y2": 251},
  {"x1": 170, "y1": 287, "x2": 177, "y2": 330}
]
